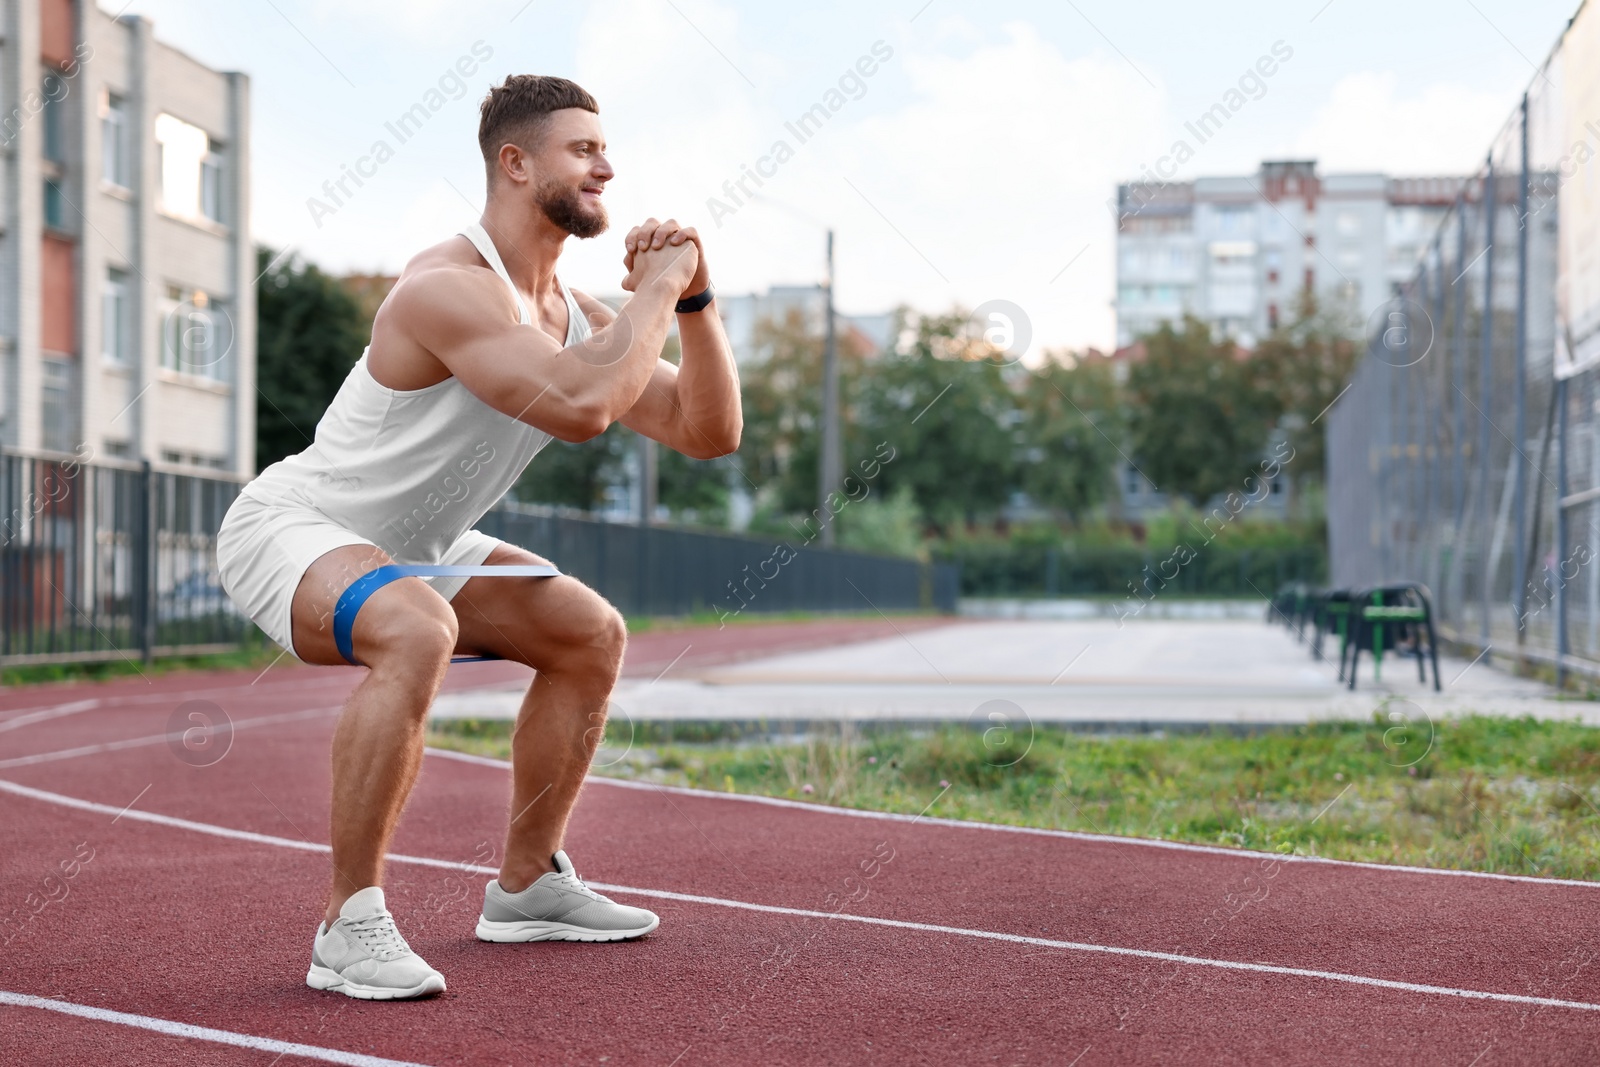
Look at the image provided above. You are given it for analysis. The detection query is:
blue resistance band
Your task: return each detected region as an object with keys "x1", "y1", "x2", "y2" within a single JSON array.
[{"x1": 332, "y1": 564, "x2": 563, "y2": 667}]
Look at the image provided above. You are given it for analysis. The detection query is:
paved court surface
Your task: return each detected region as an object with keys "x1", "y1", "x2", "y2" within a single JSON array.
[{"x1": 434, "y1": 613, "x2": 1564, "y2": 727}]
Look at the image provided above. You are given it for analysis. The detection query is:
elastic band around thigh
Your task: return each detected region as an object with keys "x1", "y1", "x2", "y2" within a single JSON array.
[{"x1": 331, "y1": 563, "x2": 562, "y2": 666}]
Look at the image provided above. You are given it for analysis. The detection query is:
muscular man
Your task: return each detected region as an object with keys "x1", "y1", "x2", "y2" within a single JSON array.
[{"x1": 216, "y1": 75, "x2": 739, "y2": 1000}]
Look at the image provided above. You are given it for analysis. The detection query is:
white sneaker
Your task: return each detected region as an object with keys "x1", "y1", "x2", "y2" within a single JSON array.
[
  {"x1": 476, "y1": 850, "x2": 660, "y2": 942},
  {"x1": 306, "y1": 886, "x2": 446, "y2": 1000}
]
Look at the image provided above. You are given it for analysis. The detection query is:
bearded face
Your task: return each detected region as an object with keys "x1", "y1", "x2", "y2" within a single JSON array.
[{"x1": 534, "y1": 172, "x2": 608, "y2": 239}]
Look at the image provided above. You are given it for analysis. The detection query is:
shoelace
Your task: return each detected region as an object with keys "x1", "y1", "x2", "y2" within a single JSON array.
[
  {"x1": 343, "y1": 911, "x2": 413, "y2": 961},
  {"x1": 546, "y1": 868, "x2": 613, "y2": 903}
]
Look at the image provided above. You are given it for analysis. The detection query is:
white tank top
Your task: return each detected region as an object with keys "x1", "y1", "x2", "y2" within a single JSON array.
[{"x1": 240, "y1": 221, "x2": 590, "y2": 562}]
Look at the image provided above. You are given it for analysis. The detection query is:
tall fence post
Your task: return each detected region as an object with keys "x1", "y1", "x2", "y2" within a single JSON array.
[
  {"x1": 1479, "y1": 160, "x2": 1497, "y2": 645},
  {"x1": 1512, "y1": 95, "x2": 1531, "y2": 636},
  {"x1": 1451, "y1": 197, "x2": 1468, "y2": 550},
  {"x1": 135, "y1": 460, "x2": 155, "y2": 663},
  {"x1": 1556, "y1": 377, "x2": 1569, "y2": 688}
]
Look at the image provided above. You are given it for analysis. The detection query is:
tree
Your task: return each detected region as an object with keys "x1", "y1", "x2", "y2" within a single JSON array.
[
  {"x1": 254, "y1": 246, "x2": 369, "y2": 471},
  {"x1": 1126, "y1": 315, "x2": 1276, "y2": 506},
  {"x1": 1254, "y1": 292, "x2": 1362, "y2": 489},
  {"x1": 853, "y1": 309, "x2": 1019, "y2": 531},
  {"x1": 513, "y1": 422, "x2": 630, "y2": 510},
  {"x1": 737, "y1": 306, "x2": 871, "y2": 516},
  {"x1": 1016, "y1": 352, "x2": 1121, "y2": 521}
]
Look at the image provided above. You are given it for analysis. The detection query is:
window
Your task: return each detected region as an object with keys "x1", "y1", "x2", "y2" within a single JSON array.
[
  {"x1": 156, "y1": 113, "x2": 223, "y2": 224},
  {"x1": 42, "y1": 73, "x2": 66, "y2": 162},
  {"x1": 161, "y1": 285, "x2": 231, "y2": 381},
  {"x1": 1336, "y1": 211, "x2": 1361, "y2": 237},
  {"x1": 41, "y1": 358, "x2": 76, "y2": 453},
  {"x1": 43, "y1": 179, "x2": 66, "y2": 229},
  {"x1": 1215, "y1": 206, "x2": 1252, "y2": 236},
  {"x1": 104, "y1": 269, "x2": 131, "y2": 364},
  {"x1": 101, "y1": 92, "x2": 128, "y2": 187},
  {"x1": 201, "y1": 140, "x2": 223, "y2": 222}
]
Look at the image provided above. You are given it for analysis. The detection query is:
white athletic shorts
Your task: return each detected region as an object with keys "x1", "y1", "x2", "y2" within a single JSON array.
[{"x1": 215, "y1": 491, "x2": 504, "y2": 661}]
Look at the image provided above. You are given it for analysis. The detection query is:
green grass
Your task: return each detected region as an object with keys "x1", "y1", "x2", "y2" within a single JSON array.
[{"x1": 429, "y1": 709, "x2": 1600, "y2": 881}]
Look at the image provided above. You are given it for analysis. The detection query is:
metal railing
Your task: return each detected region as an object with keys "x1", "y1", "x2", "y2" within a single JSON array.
[
  {"x1": 0, "y1": 450, "x2": 957, "y2": 666},
  {"x1": 482, "y1": 502, "x2": 958, "y2": 621},
  {"x1": 0, "y1": 450, "x2": 250, "y2": 664}
]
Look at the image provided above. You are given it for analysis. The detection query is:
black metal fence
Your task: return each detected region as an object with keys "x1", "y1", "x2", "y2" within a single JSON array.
[
  {"x1": 0, "y1": 449, "x2": 958, "y2": 666},
  {"x1": 0, "y1": 450, "x2": 250, "y2": 664},
  {"x1": 482, "y1": 502, "x2": 959, "y2": 620}
]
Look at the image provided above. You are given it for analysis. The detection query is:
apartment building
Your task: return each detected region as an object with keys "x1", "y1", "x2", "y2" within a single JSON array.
[
  {"x1": 2, "y1": 0, "x2": 253, "y2": 474},
  {"x1": 1115, "y1": 160, "x2": 1460, "y2": 348}
]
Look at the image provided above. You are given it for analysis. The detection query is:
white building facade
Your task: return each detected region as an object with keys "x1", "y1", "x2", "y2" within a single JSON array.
[
  {"x1": 1115, "y1": 160, "x2": 1460, "y2": 349},
  {"x1": 1, "y1": 0, "x2": 253, "y2": 474}
]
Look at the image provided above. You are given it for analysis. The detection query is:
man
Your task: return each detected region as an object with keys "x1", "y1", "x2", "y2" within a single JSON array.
[{"x1": 216, "y1": 75, "x2": 740, "y2": 1000}]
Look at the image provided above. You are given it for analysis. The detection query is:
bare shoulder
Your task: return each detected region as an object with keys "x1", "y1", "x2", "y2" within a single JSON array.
[
  {"x1": 366, "y1": 236, "x2": 523, "y2": 387},
  {"x1": 379, "y1": 236, "x2": 518, "y2": 335}
]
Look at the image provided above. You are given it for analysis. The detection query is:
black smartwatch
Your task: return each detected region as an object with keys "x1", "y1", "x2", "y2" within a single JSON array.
[{"x1": 675, "y1": 282, "x2": 715, "y2": 314}]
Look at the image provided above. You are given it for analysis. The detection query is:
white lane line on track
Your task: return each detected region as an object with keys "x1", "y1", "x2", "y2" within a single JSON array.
[
  {"x1": 0, "y1": 698, "x2": 101, "y2": 732},
  {"x1": 0, "y1": 674, "x2": 356, "y2": 731},
  {"x1": 427, "y1": 748, "x2": 1600, "y2": 891},
  {"x1": 0, "y1": 706, "x2": 342, "y2": 769},
  {"x1": 0, "y1": 991, "x2": 437, "y2": 1067},
  {"x1": 4, "y1": 775, "x2": 1600, "y2": 1016}
]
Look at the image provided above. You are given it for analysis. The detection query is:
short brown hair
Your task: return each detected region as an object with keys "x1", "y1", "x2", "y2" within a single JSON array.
[{"x1": 477, "y1": 75, "x2": 599, "y2": 174}]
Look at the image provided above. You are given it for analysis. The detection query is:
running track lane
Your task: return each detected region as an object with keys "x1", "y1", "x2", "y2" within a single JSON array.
[{"x1": 3, "y1": 702, "x2": 1600, "y2": 1062}]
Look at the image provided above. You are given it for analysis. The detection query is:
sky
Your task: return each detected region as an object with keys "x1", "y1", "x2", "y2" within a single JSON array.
[{"x1": 105, "y1": 0, "x2": 1584, "y2": 354}]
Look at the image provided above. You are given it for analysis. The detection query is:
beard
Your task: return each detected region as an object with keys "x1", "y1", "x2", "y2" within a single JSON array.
[{"x1": 535, "y1": 176, "x2": 608, "y2": 239}]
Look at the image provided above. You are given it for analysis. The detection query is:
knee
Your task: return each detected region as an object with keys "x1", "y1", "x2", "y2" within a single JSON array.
[
  {"x1": 586, "y1": 604, "x2": 628, "y2": 678},
  {"x1": 361, "y1": 599, "x2": 459, "y2": 673},
  {"x1": 558, "y1": 599, "x2": 627, "y2": 681}
]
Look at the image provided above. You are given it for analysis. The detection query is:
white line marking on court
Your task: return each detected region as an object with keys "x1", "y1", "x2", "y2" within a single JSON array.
[
  {"x1": 0, "y1": 706, "x2": 341, "y2": 769},
  {"x1": 0, "y1": 991, "x2": 438, "y2": 1067},
  {"x1": 5, "y1": 776, "x2": 1600, "y2": 1015},
  {"x1": 426, "y1": 747, "x2": 1600, "y2": 891}
]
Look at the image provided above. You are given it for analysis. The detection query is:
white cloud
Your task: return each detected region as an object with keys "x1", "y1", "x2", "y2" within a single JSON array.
[
  {"x1": 522, "y1": 4, "x2": 1168, "y2": 353},
  {"x1": 1292, "y1": 71, "x2": 1509, "y2": 175}
]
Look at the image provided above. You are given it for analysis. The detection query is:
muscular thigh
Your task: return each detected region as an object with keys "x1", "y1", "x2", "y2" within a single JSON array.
[
  {"x1": 290, "y1": 543, "x2": 453, "y2": 666},
  {"x1": 449, "y1": 543, "x2": 624, "y2": 670}
]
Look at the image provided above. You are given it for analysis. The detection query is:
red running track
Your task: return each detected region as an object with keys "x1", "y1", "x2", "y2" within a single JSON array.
[{"x1": 3, "y1": 616, "x2": 1600, "y2": 1065}]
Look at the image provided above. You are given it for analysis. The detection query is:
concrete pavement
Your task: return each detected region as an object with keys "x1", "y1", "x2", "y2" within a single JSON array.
[{"x1": 430, "y1": 612, "x2": 1578, "y2": 729}]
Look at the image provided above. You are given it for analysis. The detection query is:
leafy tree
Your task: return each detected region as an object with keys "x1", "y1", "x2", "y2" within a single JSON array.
[
  {"x1": 1254, "y1": 292, "x2": 1362, "y2": 488},
  {"x1": 514, "y1": 422, "x2": 631, "y2": 510},
  {"x1": 657, "y1": 445, "x2": 732, "y2": 526},
  {"x1": 853, "y1": 309, "x2": 1019, "y2": 531},
  {"x1": 836, "y1": 483, "x2": 926, "y2": 559},
  {"x1": 738, "y1": 306, "x2": 872, "y2": 516},
  {"x1": 1016, "y1": 351, "x2": 1121, "y2": 521},
  {"x1": 1126, "y1": 315, "x2": 1277, "y2": 506},
  {"x1": 254, "y1": 246, "x2": 368, "y2": 471}
]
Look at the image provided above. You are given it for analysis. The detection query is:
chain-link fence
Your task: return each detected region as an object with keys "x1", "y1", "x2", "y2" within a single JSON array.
[{"x1": 1326, "y1": 6, "x2": 1596, "y2": 679}]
